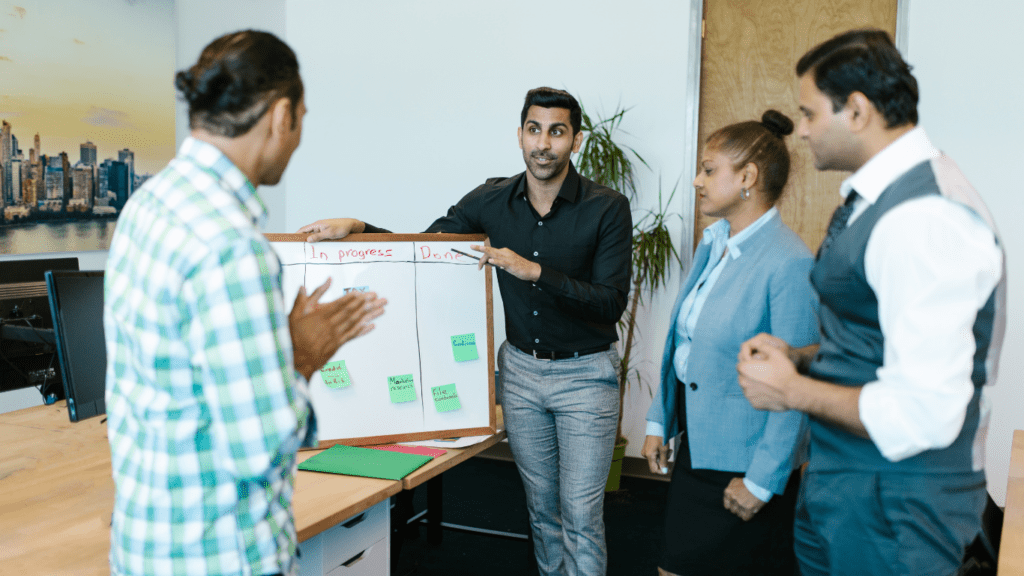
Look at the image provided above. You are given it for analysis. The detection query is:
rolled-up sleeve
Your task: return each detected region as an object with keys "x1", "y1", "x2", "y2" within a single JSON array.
[{"x1": 859, "y1": 196, "x2": 1002, "y2": 462}]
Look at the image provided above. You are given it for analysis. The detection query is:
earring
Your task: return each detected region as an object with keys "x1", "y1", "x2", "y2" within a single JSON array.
[{"x1": 741, "y1": 188, "x2": 751, "y2": 200}]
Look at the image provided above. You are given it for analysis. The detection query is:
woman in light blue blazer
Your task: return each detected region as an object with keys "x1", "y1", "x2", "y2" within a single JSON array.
[{"x1": 641, "y1": 110, "x2": 818, "y2": 576}]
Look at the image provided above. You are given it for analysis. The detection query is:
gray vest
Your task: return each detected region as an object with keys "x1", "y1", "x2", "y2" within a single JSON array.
[{"x1": 806, "y1": 160, "x2": 997, "y2": 473}]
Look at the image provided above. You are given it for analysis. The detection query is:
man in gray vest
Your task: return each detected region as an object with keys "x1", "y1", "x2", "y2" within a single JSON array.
[{"x1": 735, "y1": 29, "x2": 1006, "y2": 575}]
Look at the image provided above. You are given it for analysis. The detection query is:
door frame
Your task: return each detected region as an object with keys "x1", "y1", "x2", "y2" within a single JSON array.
[{"x1": 681, "y1": 0, "x2": 910, "y2": 263}]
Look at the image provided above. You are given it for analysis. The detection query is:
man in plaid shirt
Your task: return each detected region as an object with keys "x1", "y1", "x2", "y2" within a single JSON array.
[{"x1": 103, "y1": 31, "x2": 386, "y2": 576}]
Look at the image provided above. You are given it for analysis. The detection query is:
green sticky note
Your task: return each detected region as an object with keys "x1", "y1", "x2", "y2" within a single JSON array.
[
  {"x1": 298, "y1": 444, "x2": 432, "y2": 480},
  {"x1": 451, "y1": 333, "x2": 479, "y2": 362},
  {"x1": 321, "y1": 360, "x2": 351, "y2": 389},
  {"x1": 431, "y1": 383, "x2": 462, "y2": 412},
  {"x1": 388, "y1": 374, "x2": 417, "y2": 403}
]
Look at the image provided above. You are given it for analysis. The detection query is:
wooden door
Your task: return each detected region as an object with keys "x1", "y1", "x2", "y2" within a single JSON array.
[{"x1": 695, "y1": 0, "x2": 898, "y2": 251}]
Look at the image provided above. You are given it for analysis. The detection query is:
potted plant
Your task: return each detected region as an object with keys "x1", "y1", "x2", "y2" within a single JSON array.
[{"x1": 577, "y1": 104, "x2": 680, "y2": 491}]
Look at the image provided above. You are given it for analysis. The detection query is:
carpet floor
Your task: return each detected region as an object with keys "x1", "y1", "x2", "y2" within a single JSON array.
[{"x1": 393, "y1": 456, "x2": 668, "y2": 576}]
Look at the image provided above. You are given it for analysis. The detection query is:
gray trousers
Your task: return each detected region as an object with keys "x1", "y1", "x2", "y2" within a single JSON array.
[{"x1": 498, "y1": 342, "x2": 620, "y2": 576}]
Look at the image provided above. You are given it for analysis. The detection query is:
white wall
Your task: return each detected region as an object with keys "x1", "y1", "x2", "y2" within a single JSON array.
[
  {"x1": 907, "y1": 1, "x2": 1024, "y2": 506},
  {"x1": 4, "y1": 0, "x2": 698, "y2": 455},
  {"x1": 283, "y1": 0, "x2": 698, "y2": 456},
  {"x1": 175, "y1": 0, "x2": 288, "y2": 234}
]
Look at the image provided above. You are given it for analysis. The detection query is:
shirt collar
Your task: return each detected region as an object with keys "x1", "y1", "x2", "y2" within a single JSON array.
[
  {"x1": 178, "y1": 136, "x2": 267, "y2": 228},
  {"x1": 514, "y1": 162, "x2": 582, "y2": 203},
  {"x1": 700, "y1": 207, "x2": 779, "y2": 260},
  {"x1": 840, "y1": 126, "x2": 940, "y2": 205}
]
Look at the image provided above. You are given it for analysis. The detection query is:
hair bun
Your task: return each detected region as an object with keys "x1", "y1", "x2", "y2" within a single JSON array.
[
  {"x1": 174, "y1": 70, "x2": 198, "y2": 103},
  {"x1": 761, "y1": 110, "x2": 794, "y2": 138}
]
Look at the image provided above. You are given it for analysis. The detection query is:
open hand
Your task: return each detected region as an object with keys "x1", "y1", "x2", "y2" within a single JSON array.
[
  {"x1": 297, "y1": 218, "x2": 365, "y2": 242},
  {"x1": 289, "y1": 278, "x2": 387, "y2": 380}
]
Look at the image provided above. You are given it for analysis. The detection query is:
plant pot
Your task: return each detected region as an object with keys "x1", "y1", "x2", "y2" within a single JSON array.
[{"x1": 605, "y1": 438, "x2": 628, "y2": 492}]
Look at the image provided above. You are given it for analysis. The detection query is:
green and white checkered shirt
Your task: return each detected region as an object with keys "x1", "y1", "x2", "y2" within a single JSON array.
[{"x1": 104, "y1": 137, "x2": 316, "y2": 576}]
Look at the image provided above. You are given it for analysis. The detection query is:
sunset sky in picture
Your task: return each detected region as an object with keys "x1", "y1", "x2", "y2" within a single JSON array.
[{"x1": 0, "y1": 0, "x2": 174, "y2": 175}]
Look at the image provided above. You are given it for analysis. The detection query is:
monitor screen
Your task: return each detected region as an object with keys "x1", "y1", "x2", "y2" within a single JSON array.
[{"x1": 45, "y1": 271, "x2": 106, "y2": 422}]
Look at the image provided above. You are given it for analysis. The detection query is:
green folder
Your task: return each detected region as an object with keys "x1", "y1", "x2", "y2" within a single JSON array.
[{"x1": 298, "y1": 444, "x2": 433, "y2": 480}]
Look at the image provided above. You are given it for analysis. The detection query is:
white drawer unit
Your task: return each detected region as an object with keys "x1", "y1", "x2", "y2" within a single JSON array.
[
  {"x1": 325, "y1": 538, "x2": 388, "y2": 576},
  {"x1": 299, "y1": 501, "x2": 390, "y2": 576}
]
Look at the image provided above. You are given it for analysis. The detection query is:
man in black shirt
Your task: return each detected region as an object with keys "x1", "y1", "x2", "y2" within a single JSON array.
[{"x1": 299, "y1": 87, "x2": 632, "y2": 576}]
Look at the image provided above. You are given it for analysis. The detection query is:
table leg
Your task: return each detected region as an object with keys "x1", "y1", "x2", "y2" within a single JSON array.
[
  {"x1": 426, "y1": 475, "x2": 443, "y2": 545},
  {"x1": 391, "y1": 491, "x2": 415, "y2": 568}
]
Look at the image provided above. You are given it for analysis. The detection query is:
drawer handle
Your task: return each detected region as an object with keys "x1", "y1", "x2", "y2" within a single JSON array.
[
  {"x1": 342, "y1": 512, "x2": 366, "y2": 529},
  {"x1": 342, "y1": 550, "x2": 365, "y2": 567}
]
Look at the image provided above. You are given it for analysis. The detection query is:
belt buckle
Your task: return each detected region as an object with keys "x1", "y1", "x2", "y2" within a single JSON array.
[{"x1": 532, "y1": 350, "x2": 554, "y2": 361}]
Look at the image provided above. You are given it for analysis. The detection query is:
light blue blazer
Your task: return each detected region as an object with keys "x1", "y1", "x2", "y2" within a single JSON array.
[{"x1": 646, "y1": 215, "x2": 818, "y2": 494}]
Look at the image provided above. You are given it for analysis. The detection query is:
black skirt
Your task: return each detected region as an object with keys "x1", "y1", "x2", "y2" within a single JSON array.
[{"x1": 660, "y1": 380, "x2": 800, "y2": 576}]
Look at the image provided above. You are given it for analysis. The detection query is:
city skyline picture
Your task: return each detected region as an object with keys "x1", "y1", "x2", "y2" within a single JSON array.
[{"x1": 0, "y1": 0, "x2": 175, "y2": 255}]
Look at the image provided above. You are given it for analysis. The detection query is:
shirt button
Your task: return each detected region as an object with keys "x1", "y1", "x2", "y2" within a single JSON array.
[
  {"x1": 534, "y1": 338, "x2": 540, "y2": 344},
  {"x1": 533, "y1": 311, "x2": 538, "y2": 316},
  {"x1": 538, "y1": 221, "x2": 543, "y2": 226},
  {"x1": 533, "y1": 251, "x2": 539, "y2": 256},
  {"x1": 531, "y1": 283, "x2": 536, "y2": 287},
  {"x1": 690, "y1": 383, "x2": 698, "y2": 391}
]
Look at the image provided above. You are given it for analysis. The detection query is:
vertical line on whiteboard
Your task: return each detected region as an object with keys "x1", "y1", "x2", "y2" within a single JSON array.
[{"x1": 413, "y1": 248, "x2": 426, "y2": 427}]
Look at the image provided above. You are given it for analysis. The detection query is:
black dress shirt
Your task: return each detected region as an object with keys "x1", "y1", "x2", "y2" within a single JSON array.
[{"x1": 367, "y1": 163, "x2": 632, "y2": 354}]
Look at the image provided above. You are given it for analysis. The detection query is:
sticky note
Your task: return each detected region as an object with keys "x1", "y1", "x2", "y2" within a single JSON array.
[
  {"x1": 343, "y1": 286, "x2": 369, "y2": 295},
  {"x1": 388, "y1": 374, "x2": 417, "y2": 403},
  {"x1": 431, "y1": 383, "x2": 462, "y2": 413},
  {"x1": 450, "y1": 333, "x2": 479, "y2": 362},
  {"x1": 320, "y1": 360, "x2": 351, "y2": 389}
]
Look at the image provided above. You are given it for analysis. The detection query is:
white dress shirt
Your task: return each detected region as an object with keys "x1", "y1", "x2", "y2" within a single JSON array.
[{"x1": 838, "y1": 127, "x2": 1003, "y2": 464}]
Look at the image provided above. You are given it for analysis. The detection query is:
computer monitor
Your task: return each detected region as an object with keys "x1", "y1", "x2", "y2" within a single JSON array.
[
  {"x1": 0, "y1": 257, "x2": 80, "y2": 395},
  {"x1": 44, "y1": 271, "x2": 106, "y2": 422}
]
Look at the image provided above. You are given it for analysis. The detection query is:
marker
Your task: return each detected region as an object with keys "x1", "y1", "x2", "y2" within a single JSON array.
[
  {"x1": 451, "y1": 247, "x2": 504, "y2": 270},
  {"x1": 450, "y1": 248, "x2": 479, "y2": 261}
]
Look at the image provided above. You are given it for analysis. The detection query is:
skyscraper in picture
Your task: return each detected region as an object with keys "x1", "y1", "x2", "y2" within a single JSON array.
[
  {"x1": 81, "y1": 141, "x2": 98, "y2": 165},
  {"x1": 118, "y1": 148, "x2": 134, "y2": 195},
  {"x1": 2, "y1": 121, "x2": 11, "y2": 204}
]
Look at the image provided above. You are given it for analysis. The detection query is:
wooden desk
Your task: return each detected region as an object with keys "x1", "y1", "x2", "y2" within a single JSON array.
[
  {"x1": 0, "y1": 402, "x2": 400, "y2": 575},
  {"x1": 0, "y1": 403, "x2": 113, "y2": 575},
  {"x1": 294, "y1": 451, "x2": 401, "y2": 542},
  {"x1": 999, "y1": 429, "x2": 1024, "y2": 575},
  {"x1": 390, "y1": 408, "x2": 507, "y2": 566},
  {"x1": 400, "y1": 427, "x2": 507, "y2": 491}
]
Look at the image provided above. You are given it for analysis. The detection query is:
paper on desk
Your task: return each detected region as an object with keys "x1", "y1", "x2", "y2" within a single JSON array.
[
  {"x1": 368, "y1": 444, "x2": 447, "y2": 457},
  {"x1": 397, "y1": 430, "x2": 503, "y2": 449}
]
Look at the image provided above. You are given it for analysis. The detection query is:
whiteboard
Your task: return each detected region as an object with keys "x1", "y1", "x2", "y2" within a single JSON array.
[{"x1": 268, "y1": 233, "x2": 495, "y2": 447}]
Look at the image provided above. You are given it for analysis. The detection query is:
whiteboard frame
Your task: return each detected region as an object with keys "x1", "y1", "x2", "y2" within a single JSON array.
[{"x1": 267, "y1": 232, "x2": 496, "y2": 447}]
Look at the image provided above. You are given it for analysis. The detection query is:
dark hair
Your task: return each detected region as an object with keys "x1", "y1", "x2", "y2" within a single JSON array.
[
  {"x1": 520, "y1": 87, "x2": 582, "y2": 135},
  {"x1": 174, "y1": 30, "x2": 303, "y2": 137},
  {"x1": 796, "y1": 28, "x2": 918, "y2": 128},
  {"x1": 707, "y1": 110, "x2": 794, "y2": 205}
]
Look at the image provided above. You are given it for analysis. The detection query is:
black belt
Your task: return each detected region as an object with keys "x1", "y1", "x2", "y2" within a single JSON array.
[{"x1": 513, "y1": 342, "x2": 611, "y2": 360}]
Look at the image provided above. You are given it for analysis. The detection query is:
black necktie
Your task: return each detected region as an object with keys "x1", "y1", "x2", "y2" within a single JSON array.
[{"x1": 817, "y1": 191, "x2": 859, "y2": 259}]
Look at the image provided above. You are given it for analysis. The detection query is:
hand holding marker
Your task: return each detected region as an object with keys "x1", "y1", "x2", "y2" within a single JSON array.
[{"x1": 451, "y1": 248, "x2": 503, "y2": 270}]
